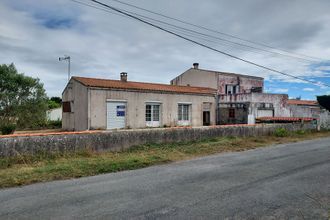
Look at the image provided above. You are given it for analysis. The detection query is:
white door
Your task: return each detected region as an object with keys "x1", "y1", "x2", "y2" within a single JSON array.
[
  {"x1": 107, "y1": 101, "x2": 126, "y2": 129},
  {"x1": 257, "y1": 109, "x2": 273, "y2": 118}
]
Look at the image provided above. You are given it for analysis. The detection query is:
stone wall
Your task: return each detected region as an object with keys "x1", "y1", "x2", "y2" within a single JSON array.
[
  {"x1": 0, "y1": 123, "x2": 316, "y2": 157},
  {"x1": 319, "y1": 110, "x2": 330, "y2": 129}
]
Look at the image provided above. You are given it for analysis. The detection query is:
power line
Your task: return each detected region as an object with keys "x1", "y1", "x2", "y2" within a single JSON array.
[
  {"x1": 73, "y1": 0, "x2": 330, "y2": 88},
  {"x1": 106, "y1": 0, "x2": 326, "y2": 62},
  {"x1": 73, "y1": 0, "x2": 278, "y2": 58},
  {"x1": 121, "y1": 8, "x2": 313, "y2": 63},
  {"x1": 70, "y1": 0, "x2": 131, "y2": 19},
  {"x1": 74, "y1": 0, "x2": 321, "y2": 63}
]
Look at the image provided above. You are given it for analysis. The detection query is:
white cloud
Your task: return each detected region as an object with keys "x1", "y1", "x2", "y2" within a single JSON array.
[
  {"x1": 0, "y1": 0, "x2": 330, "y2": 98},
  {"x1": 303, "y1": 88, "x2": 315, "y2": 91},
  {"x1": 273, "y1": 88, "x2": 289, "y2": 93}
]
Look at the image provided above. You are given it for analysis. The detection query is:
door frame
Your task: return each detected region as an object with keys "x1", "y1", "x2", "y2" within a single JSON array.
[{"x1": 106, "y1": 99, "x2": 127, "y2": 130}]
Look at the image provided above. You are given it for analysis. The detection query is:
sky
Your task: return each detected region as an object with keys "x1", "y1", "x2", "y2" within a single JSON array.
[{"x1": 1, "y1": 0, "x2": 330, "y2": 99}]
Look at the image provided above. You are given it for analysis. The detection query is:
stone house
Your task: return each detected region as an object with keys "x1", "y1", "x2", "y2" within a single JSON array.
[{"x1": 62, "y1": 73, "x2": 216, "y2": 131}]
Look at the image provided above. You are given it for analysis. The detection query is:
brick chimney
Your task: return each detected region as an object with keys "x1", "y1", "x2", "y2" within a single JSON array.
[
  {"x1": 193, "y1": 63, "x2": 199, "y2": 69},
  {"x1": 120, "y1": 72, "x2": 127, "y2": 82}
]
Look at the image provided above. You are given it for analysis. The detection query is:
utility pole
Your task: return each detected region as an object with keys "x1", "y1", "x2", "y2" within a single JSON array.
[{"x1": 59, "y1": 55, "x2": 71, "y2": 81}]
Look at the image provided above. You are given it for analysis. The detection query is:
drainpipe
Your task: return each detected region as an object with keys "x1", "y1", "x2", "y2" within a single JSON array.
[{"x1": 87, "y1": 88, "x2": 91, "y2": 130}]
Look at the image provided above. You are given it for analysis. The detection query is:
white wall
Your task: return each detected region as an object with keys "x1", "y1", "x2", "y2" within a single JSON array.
[
  {"x1": 89, "y1": 88, "x2": 216, "y2": 129},
  {"x1": 62, "y1": 79, "x2": 88, "y2": 131},
  {"x1": 46, "y1": 108, "x2": 62, "y2": 121}
]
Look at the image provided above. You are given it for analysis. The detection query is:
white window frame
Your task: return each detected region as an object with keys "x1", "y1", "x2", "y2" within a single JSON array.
[
  {"x1": 178, "y1": 103, "x2": 191, "y2": 126},
  {"x1": 226, "y1": 85, "x2": 239, "y2": 94},
  {"x1": 145, "y1": 102, "x2": 161, "y2": 127}
]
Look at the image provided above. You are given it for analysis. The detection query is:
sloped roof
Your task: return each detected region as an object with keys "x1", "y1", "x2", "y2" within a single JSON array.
[
  {"x1": 73, "y1": 76, "x2": 216, "y2": 95},
  {"x1": 173, "y1": 68, "x2": 264, "y2": 81},
  {"x1": 287, "y1": 99, "x2": 318, "y2": 106}
]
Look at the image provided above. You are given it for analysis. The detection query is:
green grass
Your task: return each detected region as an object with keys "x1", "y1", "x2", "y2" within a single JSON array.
[{"x1": 0, "y1": 129, "x2": 330, "y2": 188}]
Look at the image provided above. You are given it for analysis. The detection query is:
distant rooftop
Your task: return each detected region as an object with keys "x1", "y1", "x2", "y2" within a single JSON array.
[{"x1": 287, "y1": 99, "x2": 318, "y2": 106}]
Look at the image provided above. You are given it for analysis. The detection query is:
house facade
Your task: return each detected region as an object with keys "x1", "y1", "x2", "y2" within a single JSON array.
[
  {"x1": 171, "y1": 63, "x2": 290, "y2": 124},
  {"x1": 62, "y1": 63, "x2": 328, "y2": 131},
  {"x1": 62, "y1": 73, "x2": 216, "y2": 131}
]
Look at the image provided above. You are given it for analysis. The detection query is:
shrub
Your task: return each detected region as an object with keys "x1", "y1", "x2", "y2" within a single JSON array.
[
  {"x1": 274, "y1": 128, "x2": 289, "y2": 137},
  {"x1": 47, "y1": 120, "x2": 62, "y2": 128},
  {"x1": 295, "y1": 130, "x2": 306, "y2": 135},
  {"x1": 1, "y1": 124, "x2": 16, "y2": 135}
]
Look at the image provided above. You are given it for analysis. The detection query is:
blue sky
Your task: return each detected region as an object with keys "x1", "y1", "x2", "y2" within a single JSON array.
[{"x1": 1, "y1": 0, "x2": 330, "y2": 99}]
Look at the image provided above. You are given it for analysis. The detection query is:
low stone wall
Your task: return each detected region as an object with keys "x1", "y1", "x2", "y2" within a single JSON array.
[{"x1": 0, "y1": 123, "x2": 316, "y2": 157}]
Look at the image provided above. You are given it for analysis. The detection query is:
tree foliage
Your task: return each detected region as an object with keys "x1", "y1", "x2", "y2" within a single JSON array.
[
  {"x1": 0, "y1": 63, "x2": 48, "y2": 129},
  {"x1": 50, "y1": 96, "x2": 62, "y2": 104},
  {"x1": 47, "y1": 97, "x2": 62, "y2": 109},
  {"x1": 317, "y1": 95, "x2": 330, "y2": 111}
]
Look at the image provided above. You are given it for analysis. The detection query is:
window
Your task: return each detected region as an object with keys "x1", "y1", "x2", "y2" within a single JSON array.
[
  {"x1": 146, "y1": 104, "x2": 160, "y2": 122},
  {"x1": 178, "y1": 104, "x2": 190, "y2": 121},
  {"x1": 258, "y1": 103, "x2": 273, "y2": 109},
  {"x1": 229, "y1": 108, "x2": 235, "y2": 118},
  {"x1": 251, "y1": 87, "x2": 262, "y2": 93},
  {"x1": 226, "y1": 85, "x2": 239, "y2": 94},
  {"x1": 62, "y1": 101, "x2": 72, "y2": 113}
]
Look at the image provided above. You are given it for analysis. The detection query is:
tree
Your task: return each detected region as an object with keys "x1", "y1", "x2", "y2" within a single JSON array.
[
  {"x1": 0, "y1": 63, "x2": 48, "y2": 129},
  {"x1": 50, "y1": 96, "x2": 62, "y2": 104},
  {"x1": 317, "y1": 95, "x2": 330, "y2": 111},
  {"x1": 48, "y1": 97, "x2": 62, "y2": 109}
]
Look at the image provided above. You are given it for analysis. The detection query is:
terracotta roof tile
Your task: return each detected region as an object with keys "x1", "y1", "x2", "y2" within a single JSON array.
[
  {"x1": 73, "y1": 76, "x2": 216, "y2": 95},
  {"x1": 287, "y1": 99, "x2": 318, "y2": 106},
  {"x1": 256, "y1": 117, "x2": 316, "y2": 122}
]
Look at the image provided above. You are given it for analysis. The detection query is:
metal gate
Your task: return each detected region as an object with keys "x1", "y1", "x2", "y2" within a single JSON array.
[{"x1": 107, "y1": 101, "x2": 126, "y2": 129}]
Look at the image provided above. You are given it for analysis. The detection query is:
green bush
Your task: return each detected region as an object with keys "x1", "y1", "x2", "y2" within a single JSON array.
[
  {"x1": 274, "y1": 128, "x2": 289, "y2": 137},
  {"x1": 1, "y1": 124, "x2": 16, "y2": 135},
  {"x1": 47, "y1": 120, "x2": 62, "y2": 128},
  {"x1": 295, "y1": 130, "x2": 306, "y2": 135}
]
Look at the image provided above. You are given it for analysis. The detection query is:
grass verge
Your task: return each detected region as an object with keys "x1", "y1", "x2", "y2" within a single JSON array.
[{"x1": 0, "y1": 129, "x2": 330, "y2": 188}]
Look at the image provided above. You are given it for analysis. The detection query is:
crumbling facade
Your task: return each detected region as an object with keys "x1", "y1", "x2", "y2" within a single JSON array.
[{"x1": 171, "y1": 63, "x2": 290, "y2": 124}]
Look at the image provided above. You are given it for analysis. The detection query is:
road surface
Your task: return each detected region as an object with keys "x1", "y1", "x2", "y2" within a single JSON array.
[{"x1": 0, "y1": 137, "x2": 329, "y2": 219}]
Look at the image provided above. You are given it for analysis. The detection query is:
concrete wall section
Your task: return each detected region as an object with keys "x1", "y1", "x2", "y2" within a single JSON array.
[
  {"x1": 89, "y1": 88, "x2": 216, "y2": 129},
  {"x1": 289, "y1": 105, "x2": 320, "y2": 118},
  {"x1": 319, "y1": 110, "x2": 330, "y2": 129},
  {"x1": 0, "y1": 123, "x2": 316, "y2": 157},
  {"x1": 251, "y1": 93, "x2": 290, "y2": 117},
  {"x1": 170, "y1": 68, "x2": 264, "y2": 95},
  {"x1": 46, "y1": 108, "x2": 62, "y2": 121},
  {"x1": 171, "y1": 68, "x2": 218, "y2": 89},
  {"x1": 218, "y1": 93, "x2": 290, "y2": 124},
  {"x1": 217, "y1": 74, "x2": 263, "y2": 95},
  {"x1": 62, "y1": 79, "x2": 89, "y2": 131}
]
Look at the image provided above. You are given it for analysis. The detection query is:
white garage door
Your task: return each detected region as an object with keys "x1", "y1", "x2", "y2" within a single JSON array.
[
  {"x1": 107, "y1": 101, "x2": 126, "y2": 129},
  {"x1": 257, "y1": 109, "x2": 273, "y2": 118}
]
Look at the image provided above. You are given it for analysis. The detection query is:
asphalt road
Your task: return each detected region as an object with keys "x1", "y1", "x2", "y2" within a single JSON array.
[{"x1": 0, "y1": 138, "x2": 329, "y2": 220}]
